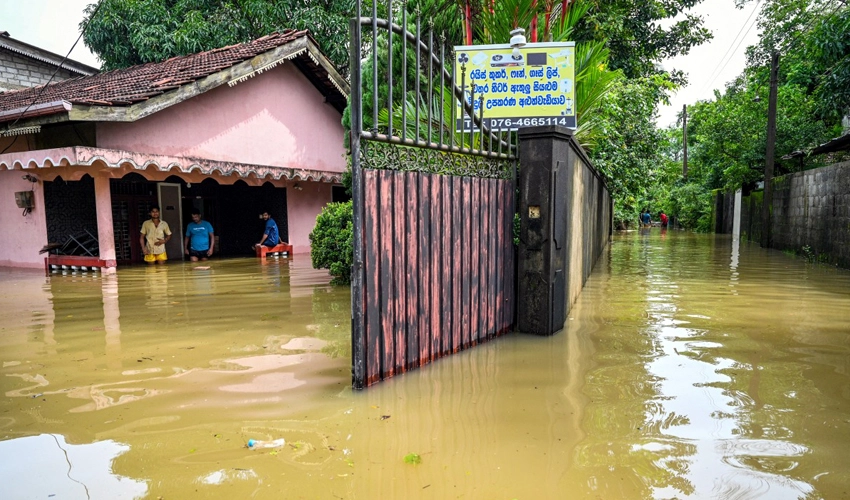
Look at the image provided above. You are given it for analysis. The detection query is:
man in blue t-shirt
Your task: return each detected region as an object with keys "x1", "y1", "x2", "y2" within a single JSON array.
[
  {"x1": 640, "y1": 210, "x2": 652, "y2": 228},
  {"x1": 254, "y1": 210, "x2": 280, "y2": 249},
  {"x1": 184, "y1": 209, "x2": 215, "y2": 261}
]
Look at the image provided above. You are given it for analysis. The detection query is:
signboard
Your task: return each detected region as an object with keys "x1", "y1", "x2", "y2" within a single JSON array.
[{"x1": 453, "y1": 42, "x2": 576, "y2": 132}]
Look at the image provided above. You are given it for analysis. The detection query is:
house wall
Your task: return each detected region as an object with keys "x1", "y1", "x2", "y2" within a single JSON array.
[
  {"x1": 286, "y1": 182, "x2": 333, "y2": 255},
  {"x1": 0, "y1": 170, "x2": 48, "y2": 268},
  {"x1": 0, "y1": 49, "x2": 79, "y2": 91},
  {"x1": 96, "y1": 64, "x2": 346, "y2": 173}
]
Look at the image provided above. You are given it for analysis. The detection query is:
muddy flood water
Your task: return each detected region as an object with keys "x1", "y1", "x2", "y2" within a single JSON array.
[{"x1": 2, "y1": 231, "x2": 850, "y2": 499}]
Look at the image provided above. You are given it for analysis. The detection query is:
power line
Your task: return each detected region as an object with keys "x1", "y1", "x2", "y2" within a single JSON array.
[
  {"x1": 1, "y1": 0, "x2": 104, "y2": 154},
  {"x1": 699, "y1": 0, "x2": 761, "y2": 95}
]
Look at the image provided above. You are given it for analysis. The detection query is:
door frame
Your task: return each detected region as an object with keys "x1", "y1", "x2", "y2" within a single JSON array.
[{"x1": 157, "y1": 183, "x2": 184, "y2": 261}]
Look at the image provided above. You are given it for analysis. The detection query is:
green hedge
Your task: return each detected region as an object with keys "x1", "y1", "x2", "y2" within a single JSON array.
[{"x1": 309, "y1": 201, "x2": 353, "y2": 285}]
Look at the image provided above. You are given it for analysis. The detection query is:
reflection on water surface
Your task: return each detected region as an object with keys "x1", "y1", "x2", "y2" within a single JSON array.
[
  {"x1": 0, "y1": 434, "x2": 146, "y2": 499},
  {"x1": 1, "y1": 233, "x2": 849, "y2": 499}
]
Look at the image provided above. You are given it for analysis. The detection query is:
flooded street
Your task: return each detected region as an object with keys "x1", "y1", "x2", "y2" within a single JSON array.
[{"x1": 2, "y1": 231, "x2": 850, "y2": 499}]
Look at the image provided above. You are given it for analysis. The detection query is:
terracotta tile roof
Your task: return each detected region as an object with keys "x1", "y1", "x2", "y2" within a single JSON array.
[{"x1": 0, "y1": 30, "x2": 313, "y2": 111}]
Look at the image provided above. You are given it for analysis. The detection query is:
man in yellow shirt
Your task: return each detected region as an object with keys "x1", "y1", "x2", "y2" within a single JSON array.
[{"x1": 139, "y1": 206, "x2": 172, "y2": 265}]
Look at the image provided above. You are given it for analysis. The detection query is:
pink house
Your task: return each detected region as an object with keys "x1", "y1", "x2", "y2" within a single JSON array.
[{"x1": 0, "y1": 31, "x2": 348, "y2": 270}]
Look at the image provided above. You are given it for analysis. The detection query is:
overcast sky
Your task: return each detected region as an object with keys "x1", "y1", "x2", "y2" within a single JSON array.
[
  {"x1": 2, "y1": 0, "x2": 761, "y2": 128},
  {"x1": 0, "y1": 0, "x2": 100, "y2": 67},
  {"x1": 658, "y1": 0, "x2": 763, "y2": 127}
]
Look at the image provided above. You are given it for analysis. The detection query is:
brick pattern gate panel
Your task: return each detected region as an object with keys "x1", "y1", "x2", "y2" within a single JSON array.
[{"x1": 358, "y1": 169, "x2": 515, "y2": 386}]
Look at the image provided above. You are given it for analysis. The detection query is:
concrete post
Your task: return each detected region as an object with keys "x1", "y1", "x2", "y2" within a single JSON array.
[
  {"x1": 733, "y1": 188, "x2": 742, "y2": 241},
  {"x1": 516, "y1": 126, "x2": 572, "y2": 335},
  {"x1": 93, "y1": 175, "x2": 117, "y2": 273}
]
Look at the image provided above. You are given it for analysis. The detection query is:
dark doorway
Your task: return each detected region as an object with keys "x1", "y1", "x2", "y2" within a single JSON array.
[
  {"x1": 175, "y1": 178, "x2": 288, "y2": 257},
  {"x1": 217, "y1": 181, "x2": 288, "y2": 255},
  {"x1": 111, "y1": 173, "x2": 156, "y2": 264}
]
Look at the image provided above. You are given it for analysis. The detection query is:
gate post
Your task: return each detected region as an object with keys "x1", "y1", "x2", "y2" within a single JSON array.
[{"x1": 516, "y1": 126, "x2": 572, "y2": 335}]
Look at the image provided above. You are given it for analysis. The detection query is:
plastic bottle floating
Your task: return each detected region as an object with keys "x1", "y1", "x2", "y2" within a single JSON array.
[{"x1": 247, "y1": 438, "x2": 286, "y2": 449}]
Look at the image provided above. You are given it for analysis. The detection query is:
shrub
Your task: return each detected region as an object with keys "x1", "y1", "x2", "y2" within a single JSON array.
[
  {"x1": 668, "y1": 183, "x2": 712, "y2": 232},
  {"x1": 309, "y1": 201, "x2": 353, "y2": 285}
]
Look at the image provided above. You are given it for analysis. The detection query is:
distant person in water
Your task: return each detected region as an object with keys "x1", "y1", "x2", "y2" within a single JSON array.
[
  {"x1": 184, "y1": 209, "x2": 214, "y2": 261},
  {"x1": 640, "y1": 210, "x2": 652, "y2": 228},
  {"x1": 659, "y1": 211, "x2": 669, "y2": 228},
  {"x1": 253, "y1": 210, "x2": 280, "y2": 249},
  {"x1": 140, "y1": 205, "x2": 172, "y2": 265}
]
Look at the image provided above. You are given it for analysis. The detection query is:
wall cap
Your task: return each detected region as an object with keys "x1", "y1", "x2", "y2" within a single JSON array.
[
  {"x1": 517, "y1": 125, "x2": 574, "y2": 141},
  {"x1": 517, "y1": 125, "x2": 607, "y2": 191}
]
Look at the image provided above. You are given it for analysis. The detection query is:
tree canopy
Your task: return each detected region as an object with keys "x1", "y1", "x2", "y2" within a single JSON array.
[
  {"x1": 657, "y1": 0, "x2": 849, "y2": 231},
  {"x1": 82, "y1": 0, "x2": 354, "y2": 76},
  {"x1": 573, "y1": 0, "x2": 712, "y2": 81},
  {"x1": 743, "y1": 0, "x2": 850, "y2": 119}
]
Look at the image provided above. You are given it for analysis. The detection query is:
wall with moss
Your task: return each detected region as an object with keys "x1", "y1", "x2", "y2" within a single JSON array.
[{"x1": 732, "y1": 160, "x2": 850, "y2": 268}]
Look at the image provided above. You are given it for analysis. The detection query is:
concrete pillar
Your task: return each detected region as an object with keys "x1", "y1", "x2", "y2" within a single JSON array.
[
  {"x1": 733, "y1": 188, "x2": 742, "y2": 240},
  {"x1": 516, "y1": 126, "x2": 572, "y2": 335},
  {"x1": 93, "y1": 175, "x2": 117, "y2": 272}
]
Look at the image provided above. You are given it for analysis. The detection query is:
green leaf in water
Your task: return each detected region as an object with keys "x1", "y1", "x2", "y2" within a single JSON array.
[{"x1": 403, "y1": 453, "x2": 421, "y2": 465}]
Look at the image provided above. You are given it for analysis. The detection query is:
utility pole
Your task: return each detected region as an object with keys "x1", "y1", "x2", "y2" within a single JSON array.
[
  {"x1": 682, "y1": 104, "x2": 688, "y2": 179},
  {"x1": 761, "y1": 52, "x2": 779, "y2": 249}
]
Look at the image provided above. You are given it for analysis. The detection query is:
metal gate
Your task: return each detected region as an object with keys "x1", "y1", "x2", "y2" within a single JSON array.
[{"x1": 350, "y1": 1, "x2": 517, "y2": 388}]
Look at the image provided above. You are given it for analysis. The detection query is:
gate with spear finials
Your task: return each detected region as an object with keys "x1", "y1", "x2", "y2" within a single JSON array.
[{"x1": 349, "y1": 0, "x2": 518, "y2": 389}]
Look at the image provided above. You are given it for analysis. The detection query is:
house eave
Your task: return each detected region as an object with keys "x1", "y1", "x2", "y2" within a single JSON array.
[
  {"x1": 0, "y1": 146, "x2": 344, "y2": 184},
  {"x1": 0, "y1": 35, "x2": 98, "y2": 75},
  {"x1": 0, "y1": 100, "x2": 72, "y2": 123}
]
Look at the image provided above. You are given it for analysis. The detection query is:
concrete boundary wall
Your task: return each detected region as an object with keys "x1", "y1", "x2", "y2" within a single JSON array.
[
  {"x1": 517, "y1": 126, "x2": 612, "y2": 335},
  {"x1": 719, "y1": 160, "x2": 850, "y2": 268}
]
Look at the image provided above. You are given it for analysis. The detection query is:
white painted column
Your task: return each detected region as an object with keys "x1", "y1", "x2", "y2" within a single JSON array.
[
  {"x1": 94, "y1": 175, "x2": 117, "y2": 273},
  {"x1": 733, "y1": 188, "x2": 742, "y2": 241}
]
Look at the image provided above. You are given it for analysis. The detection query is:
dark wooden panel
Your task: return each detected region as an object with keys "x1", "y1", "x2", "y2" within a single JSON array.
[
  {"x1": 493, "y1": 179, "x2": 500, "y2": 335},
  {"x1": 379, "y1": 169, "x2": 396, "y2": 377},
  {"x1": 430, "y1": 174, "x2": 442, "y2": 361},
  {"x1": 405, "y1": 172, "x2": 419, "y2": 370},
  {"x1": 487, "y1": 178, "x2": 496, "y2": 336},
  {"x1": 501, "y1": 179, "x2": 510, "y2": 334},
  {"x1": 460, "y1": 176, "x2": 471, "y2": 349},
  {"x1": 419, "y1": 174, "x2": 432, "y2": 364},
  {"x1": 442, "y1": 175, "x2": 453, "y2": 356},
  {"x1": 364, "y1": 170, "x2": 381, "y2": 385},
  {"x1": 492, "y1": 179, "x2": 501, "y2": 335},
  {"x1": 393, "y1": 172, "x2": 407, "y2": 373},
  {"x1": 489, "y1": 180, "x2": 497, "y2": 335},
  {"x1": 470, "y1": 178, "x2": 480, "y2": 344},
  {"x1": 451, "y1": 175, "x2": 462, "y2": 353},
  {"x1": 503, "y1": 181, "x2": 516, "y2": 334},
  {"x1": 481, "y1": 179, "x2": 491, "y2": 339}
]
